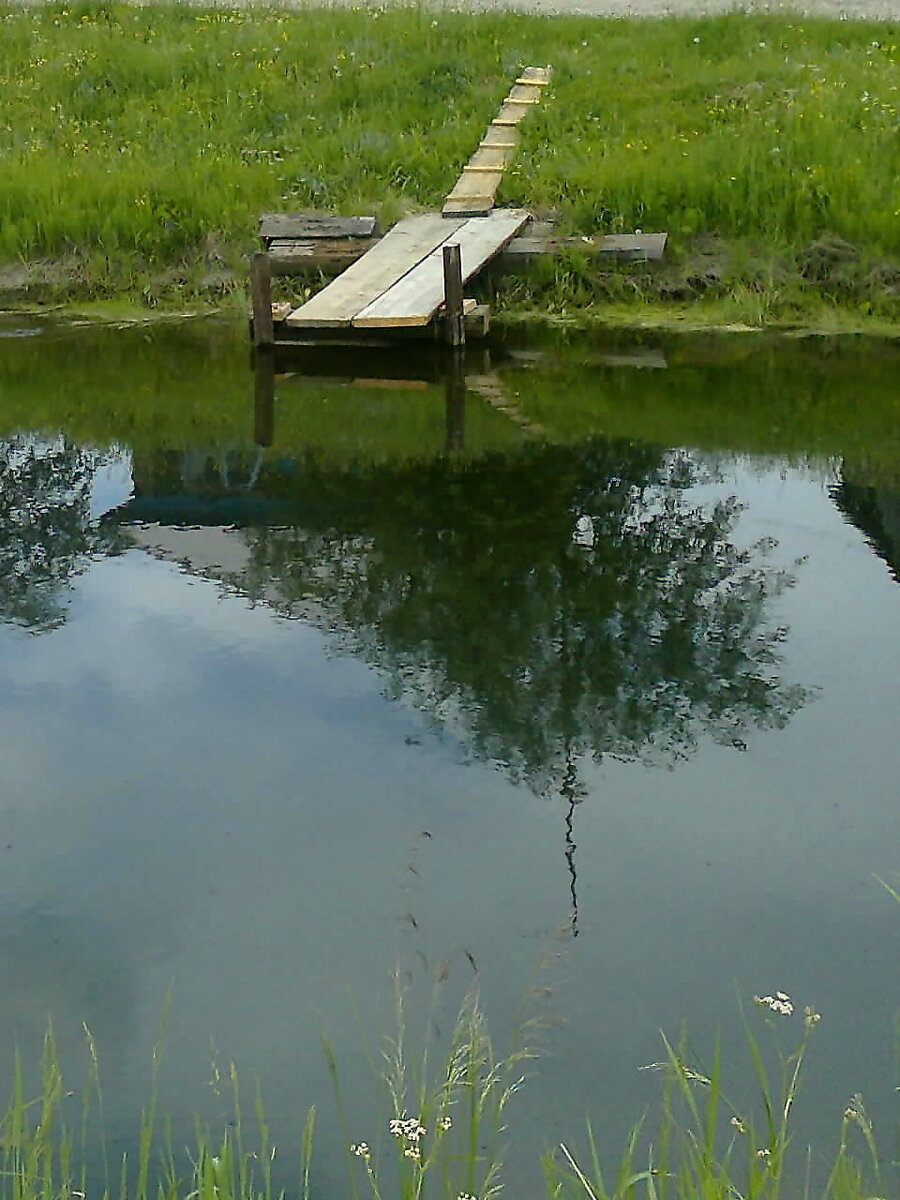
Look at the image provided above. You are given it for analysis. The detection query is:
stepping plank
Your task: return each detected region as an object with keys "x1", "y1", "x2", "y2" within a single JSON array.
[
  {"x1": 354, "y1": 209, "x2": 529, "y2": 328},
  {"x1": 452, "y1": 169, "x2": 504, "y2": 198},
  {"x1": 286, "y1": 213, "x2": 465, "y2": 328},
  {"x1": 494, "y1": 100, "x2": 536, "y2": 124},
  {"x1": 467, "y1": 145, "x2": 514, "y2": 171},
  {"x1": 480, "y1": 127, "x2": 519, "y2": 149},
  {"x1": 517, "y1": 66, "x2": 552, "y2": 84},
  {"x1": 507, "y1": 84, "x2": 543, "y2": 104},
  {"x1": 443, "y1": 66, "x2": 551, "y2": 217}
]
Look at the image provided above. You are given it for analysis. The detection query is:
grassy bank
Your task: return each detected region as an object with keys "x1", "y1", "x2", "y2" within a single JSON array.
[{"x1": 0, "y1": 3, "x2": 897, "y2": 328}]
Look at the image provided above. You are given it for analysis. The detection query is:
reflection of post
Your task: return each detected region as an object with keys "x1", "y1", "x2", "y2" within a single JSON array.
[
  {"x1": 445, "y1": 351, "x2": 466, "y2": 454},
  {"x1": 254, "y1": 348, "x2": 275, "y2": 448}
]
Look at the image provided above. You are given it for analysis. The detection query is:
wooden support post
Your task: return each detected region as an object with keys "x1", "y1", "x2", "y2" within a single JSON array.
[
  {"x1": 442, "y1": 243, "x2": 465, "y2": 349},
  {"x1": 444, "y1": 351, "x2": 466, "y2": 454},
  {"x1": 251, "y1": 252, "x2": 274, "y2": 347},
  {"x1": 253, "y1": 348, "x2": 275, "y2": 446}
]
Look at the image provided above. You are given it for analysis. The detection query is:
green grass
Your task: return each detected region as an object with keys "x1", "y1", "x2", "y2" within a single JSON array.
[
  {"x1": 0, "y1": 982, "x2": 886, "y2": 1200},
  {"x1": 0, "y1": 3, "x2": 897, "y2": 323}
]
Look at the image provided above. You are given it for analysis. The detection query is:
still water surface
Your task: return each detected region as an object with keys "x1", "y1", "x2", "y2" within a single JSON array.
[{"x1": 0, "y1": 320, "x2": 898, "y2": 1189}]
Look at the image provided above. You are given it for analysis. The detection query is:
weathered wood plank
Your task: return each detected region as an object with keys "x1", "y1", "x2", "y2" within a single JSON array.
[
  {"x1": 479, "y1": 127, "x2": 519, "y2": 149},
  {"x1": 516, "y1": 66, "x2": 552, "y2": 85},
  {"x1": 259, "y1": 212, "x2": 376, "y2": 241},
  {"x1": 441, "y1": 198, "x2": 495, "y2": 217},
  {"x1": 354, "y1": 209, "x2": 529, "y2": 328},
  {"x1": 502, "y1": 231, "x2": 668, "y2": 261},
  {"x1": 268, "y1": 237, "x2": 381, "y2": 275},
  {"x1": 447, "y1": 169, "x2": 504, "y2": 199},
  {"x1": 467, "y1": 145, "x2": 514, "y2": 170},
  {"x1": 507, "y1": 84, "x2": 543, "y2": 103},
  {"x1": 269, "y1": 228, "x2": 667, "y2": 274},
  {"x1": 285, "y1": 213, "x2": 465, "y2": 328},
  {"x1": 494, "y1": 100, "x2": 535, "y2": 124}
]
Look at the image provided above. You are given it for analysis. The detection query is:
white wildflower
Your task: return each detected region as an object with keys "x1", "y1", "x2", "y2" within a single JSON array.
[
  {"x1": 390, "y1": 1116, "x2": 426, "y2": 1142},
  {"x1": 754, "y1": 991, "x2": 793, "y2": 1016}
]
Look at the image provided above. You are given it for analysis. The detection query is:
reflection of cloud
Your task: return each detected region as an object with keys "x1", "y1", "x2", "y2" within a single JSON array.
[
  {"x1": 2, "y1": 551, "x2": 307, "y2": 702},
  {"x1": 89, "y1": 450, "x2": 134, "y2": 519}
]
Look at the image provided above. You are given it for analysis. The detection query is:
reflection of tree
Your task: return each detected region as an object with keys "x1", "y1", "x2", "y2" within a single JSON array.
[
  {"x1": 229, "y1": 437, "x2": 807, "y2": 794},
  {"x1": 0, "y1": 436, "x2": 121, "y2": 633}
]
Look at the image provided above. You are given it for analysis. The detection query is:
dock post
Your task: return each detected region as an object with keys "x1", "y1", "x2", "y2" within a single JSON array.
[
  {"x1": 251, "y1": 252, "x2": 274, "y2": 347},
  {"x1": 442, "y1": 243, "x2": 465, "y2": 349}
]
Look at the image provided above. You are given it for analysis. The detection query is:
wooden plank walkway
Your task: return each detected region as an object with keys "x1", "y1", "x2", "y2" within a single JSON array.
[
  {"x1": 286, "y1": 209, "x2": 529, "y2": 331},
  {"x1": 443, "y1": 66, "x2": 551, "y2": 217},
  {"x1": 286, "y1": 213, "x2": 465, "y2": 329},
  {"x1": 354, "y1": 209, "x2": 529, "y2": 328}
]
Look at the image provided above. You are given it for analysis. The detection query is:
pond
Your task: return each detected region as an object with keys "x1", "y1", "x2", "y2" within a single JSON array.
[{"x1": 0, "y1": 317, "x2": 898, "y2": 1194}]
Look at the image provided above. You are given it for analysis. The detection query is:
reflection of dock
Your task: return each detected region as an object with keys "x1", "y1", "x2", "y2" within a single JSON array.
[
  {"x1": 253, "y1": 343, "x2": 519, "y2": 457},
  {"x1": 833, "y1": 467, "x2": 900, "y2": 583}
]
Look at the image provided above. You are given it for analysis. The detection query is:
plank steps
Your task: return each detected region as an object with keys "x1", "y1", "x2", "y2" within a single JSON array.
[{"x1": 442, "y1": 66, "x2": 551, "y2": 217}]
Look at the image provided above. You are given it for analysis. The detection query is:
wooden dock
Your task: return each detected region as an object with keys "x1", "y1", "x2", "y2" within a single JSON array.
[{"x1": 250, "y1": 64, "x2": 667, "y2": 349}]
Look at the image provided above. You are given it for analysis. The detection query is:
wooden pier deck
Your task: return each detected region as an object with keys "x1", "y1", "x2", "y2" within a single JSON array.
[{"x1": 285, "y1": 209, "x2": 529, "y2": 331}]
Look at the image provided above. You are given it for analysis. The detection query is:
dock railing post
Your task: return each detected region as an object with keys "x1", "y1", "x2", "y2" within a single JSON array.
[
  {"x1": 251, "y1": 252, "x2": 274, "y2": 347},
  {"x1": 442, "y1": 243, "x2": 465, "y2": 349}
]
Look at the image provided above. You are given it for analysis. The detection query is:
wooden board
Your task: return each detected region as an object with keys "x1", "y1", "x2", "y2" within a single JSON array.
[
  {"x1": 353, "y1": 209, "x2": 529, "y2": 328},
  {"x1": 442, "y1": 197, "x2": 495, "y2": 217},
  {"x1": 259, "y1": 212, "x2": 376, "y2": 241},
  {"x1": 517, "y1": 66, "x2": 552, "y2": 84},
  {"x1": 268, "y1": 237, "x2": 381, "y2": 275},
  {"x1": 507, "y1": 85, "x2": 543, "y2": 104},
  {"x1": 286, "y1": 213, "x2": 465, "y2": 328},
  {"x1": 450, "y1": 170, "x2": 504, "y2": 198},
  {"x1": 443, "y1": 66, "x2": 551, "y2": 218},
  {"x1": 502, "y1": 231, "x2": 668, "y2": 261},
  {"x1": 269, "y1": 228, "x2": 667, "y2": 275},
  {"x1": 467, "y1": 145, "x2": 514, "y2": 170},
  {"x1": 493, "y1": 100, "x2": 536, "y2": 124},
  {"x1": 480, "y1": 127, "x2": 519, "y2": 149}
]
